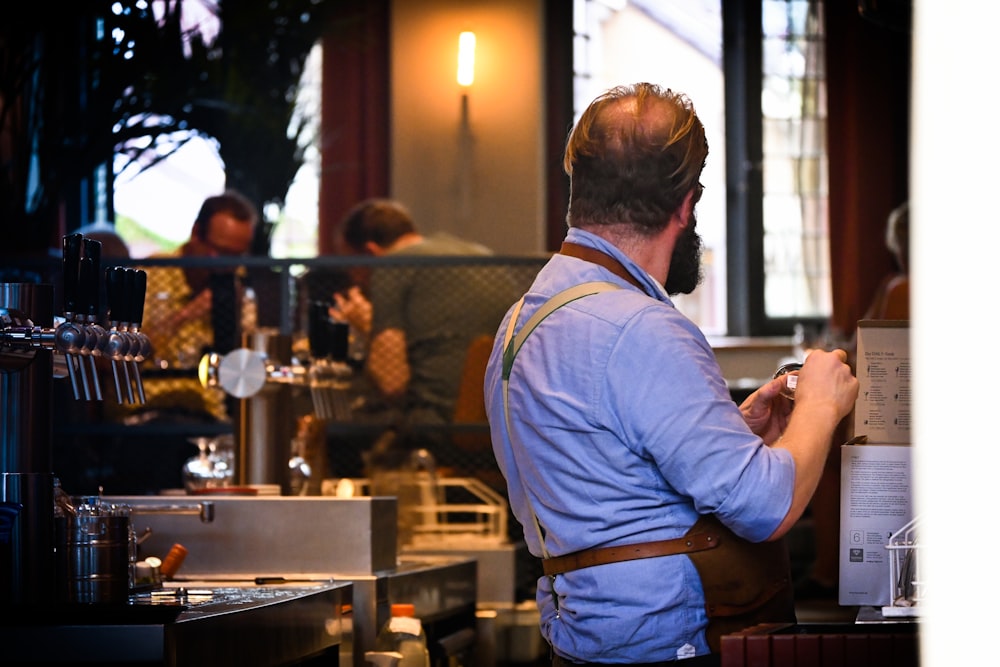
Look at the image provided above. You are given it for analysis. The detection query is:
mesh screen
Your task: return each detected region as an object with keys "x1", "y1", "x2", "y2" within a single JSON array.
[{"x1": 10, "y1": 253, "x2": 548, "y2": 599}]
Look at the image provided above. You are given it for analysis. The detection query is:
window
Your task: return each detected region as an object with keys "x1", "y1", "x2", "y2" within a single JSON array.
[
  {"x1": 574, "y1": 0, "x2": 830, "y2": 336},
  {"x1": 573, "y1": 0, "x2": 728, "y2": 334},
  {"x1": 110, "y1": 0, "x2": 323, "y2": 259},
  {"x1": 761, "y1": 0, "x2": 829, "y2": 320}
]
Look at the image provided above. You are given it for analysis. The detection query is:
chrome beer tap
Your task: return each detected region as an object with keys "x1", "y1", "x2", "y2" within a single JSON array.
[
  {"x1": 196, "y1": 301, "x2": 352, "y2": 420},
  {"x1": 123, "y1": 268, "x2": 150, "y2": 404},
  {"x1": 103, "y1": 266, "x2": 132, "y2": 403},
  {"x1": 55, "y1": 235, "x2": 115, "y2": 401},
  {"x1": 54, "y1": 233, "x2": 89, "y2": 399},
  {"x1": 104, "y1": 266, "x2": 149, "y2": 405},
  {"x1": 1, "y1": 234, "x2": 152, "y2": 406},
  {"x1": 77, "y1": 239, "x2": 106, "y2": 400},
  {"x1": 306, "y1": 301, "x2": 353, "y2": 421}
]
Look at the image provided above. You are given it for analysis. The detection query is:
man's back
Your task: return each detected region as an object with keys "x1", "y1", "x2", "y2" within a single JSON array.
[{"x1": 371, "y1": 232, "x2": 521, "y2": 421}]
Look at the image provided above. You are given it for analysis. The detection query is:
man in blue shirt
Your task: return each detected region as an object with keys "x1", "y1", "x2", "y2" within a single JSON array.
[{"x1": 484, "y1": 83, "x2": 858, "y2": 664}]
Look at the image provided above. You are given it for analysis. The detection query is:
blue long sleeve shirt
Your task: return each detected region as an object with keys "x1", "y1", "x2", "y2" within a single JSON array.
[{"x1": 484, "y1": 227, "x2": 795, "y2": 662}]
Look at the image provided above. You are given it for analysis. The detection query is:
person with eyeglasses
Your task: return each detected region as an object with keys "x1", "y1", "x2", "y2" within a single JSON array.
[
  {"x1": 483, "y1": 83, "x2": 859, "y2": 665},
  {"x1": 132, "y1": 190, "x2": 259, "y2": 422}
]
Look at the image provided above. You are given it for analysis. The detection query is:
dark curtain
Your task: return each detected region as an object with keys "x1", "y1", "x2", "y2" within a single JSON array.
[
  {"x1": 543, "y1": 0, "x2": 575, "y2": 252},
  {"x1": 824, "y1": 2, "x2": 910, "y2": 335},
  {"x1": 318, "y1": 0, "x2": 391, "y2": 256}
]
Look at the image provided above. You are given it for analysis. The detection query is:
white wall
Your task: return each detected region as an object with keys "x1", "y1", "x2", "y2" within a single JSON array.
[
  {"x1": 912, "y1": 2, "x2": 1000, "y2": 663},
  {"x1": 390, "y1": 0, "x2": 545, "y2": 254}
]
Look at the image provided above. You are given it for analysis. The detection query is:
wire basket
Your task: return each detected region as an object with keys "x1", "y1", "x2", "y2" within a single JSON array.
[{"x1": 882, "y1": 516, "x2": 921, "y2": 617}]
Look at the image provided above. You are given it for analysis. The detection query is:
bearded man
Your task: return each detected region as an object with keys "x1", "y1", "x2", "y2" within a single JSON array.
[{"x1": 484, "y1": 83, "x2": 858, "y2": 665}]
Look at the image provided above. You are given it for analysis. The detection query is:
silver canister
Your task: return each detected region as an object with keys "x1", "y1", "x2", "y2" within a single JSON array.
[{"x1": 59, "y1": 497, "x2": 133, "y2": 605}]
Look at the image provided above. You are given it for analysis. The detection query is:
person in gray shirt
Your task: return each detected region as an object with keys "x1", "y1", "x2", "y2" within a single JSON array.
[{"x1": 333, "y1": 198, "x2": 521, "y2": 448}]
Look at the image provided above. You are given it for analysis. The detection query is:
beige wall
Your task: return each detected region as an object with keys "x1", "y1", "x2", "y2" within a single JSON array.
[{"x1": 390, "y1": 0, "x2": 545, "y2": 254}]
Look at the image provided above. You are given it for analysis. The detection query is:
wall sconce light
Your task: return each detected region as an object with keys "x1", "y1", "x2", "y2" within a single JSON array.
[{"x1": 457, "y1": 31, "x2": 476, "y2": 87}]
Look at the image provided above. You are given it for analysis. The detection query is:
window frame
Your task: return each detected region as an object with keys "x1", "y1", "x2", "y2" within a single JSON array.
[{"x1": 550, "y1": 0, "x2": 830, "y2": 338}]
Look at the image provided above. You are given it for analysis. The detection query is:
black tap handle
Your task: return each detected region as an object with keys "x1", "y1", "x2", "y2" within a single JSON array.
[
  {"x1": 133, "y1": 269, "x2": 147, "y2": 327},
  {"x1": 82, "y1": 238, "x2": 103, "y2": 319},
  {"x1": 309, "y1": 301, "x2": 332, "y2": 359},
  {"x1": 122, "y1": 268, "x2": 138, "y2": 325},
  {"x1": 83, "y1": 237, "x2": 102, "y2": 264},
  {"x1": 62, "y1": 234, "x2": 83, "y2": 314},
  {"x1": 78, "y1": 257, "x2": 99, "y2": 319},
  {"x1": 106, "y1": 266, "x2": 124, "y2": 324},
  {"x1": 330, "y1": 321, "x2": 349, "y2": 362}
]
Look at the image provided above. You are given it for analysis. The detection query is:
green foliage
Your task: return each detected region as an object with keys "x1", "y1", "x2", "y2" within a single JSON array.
[
  {"x1": 109, "y1": 0, "x2": 331, "y2": 211},
  {"x1": 1, "y1": 0, "x2": 332, "y2": 254}
]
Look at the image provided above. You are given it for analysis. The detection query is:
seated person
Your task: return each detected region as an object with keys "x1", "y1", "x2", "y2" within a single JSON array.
[
  {"x1": 332, "y1": 199, "x2": 522, "y2": 455},
  {"x1": 119, "y1": 190, "x2": 258, "y2": 422},
  {"x1": 862, "y1": 201, "x2": 909, "y2": 321}
]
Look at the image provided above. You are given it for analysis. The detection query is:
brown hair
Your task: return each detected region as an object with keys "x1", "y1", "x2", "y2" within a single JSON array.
[
  {"x1": 340, "y1": 198, "x2": 417, "y2": 253},
  {"x1": 192, "y1": 189, "x2": 258, "y2": 241},
  {"x1": 564, "y1": 83, "x2": 708, "y2": 234}
]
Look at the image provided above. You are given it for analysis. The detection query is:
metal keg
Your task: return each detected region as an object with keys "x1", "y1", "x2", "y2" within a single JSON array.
[{"x1": 59, "y1": 497, "x2": 133, "y2": 605}]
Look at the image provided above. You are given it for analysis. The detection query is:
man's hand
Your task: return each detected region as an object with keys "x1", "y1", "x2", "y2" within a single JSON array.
[
  {"x1": 330, "y1": 286, "x2": 372, "y2": 336},
  {"x1": 740, "y1": 375, "x2": 793, "y2": 445}
]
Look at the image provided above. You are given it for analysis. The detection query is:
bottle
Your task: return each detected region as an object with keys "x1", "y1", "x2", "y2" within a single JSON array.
[{"x1": 373, "y1": 603, "x2": 430, "y2": 667}]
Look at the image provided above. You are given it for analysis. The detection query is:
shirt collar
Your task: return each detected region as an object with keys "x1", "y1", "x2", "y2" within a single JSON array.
[{"x1": 564, "y1": 228, "x2": 671, "y2": 303}]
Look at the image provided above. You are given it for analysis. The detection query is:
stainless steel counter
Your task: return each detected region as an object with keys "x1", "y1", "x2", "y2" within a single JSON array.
[
  {"x1": 327, "y1": 556, "x2": 478, "y2": 667},
  {"x1": 0, "y1": 580, "x2": 352, "y2": 666},
  {"x1": 96, "y1": 496, "x2": 479, "y2": 666}
]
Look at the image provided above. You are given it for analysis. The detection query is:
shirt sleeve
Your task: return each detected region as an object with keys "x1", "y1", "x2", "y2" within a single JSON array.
[
  {"x1": 369, "y1": 266, "x2": 413, "y2": 334},
  {"x1": 603, "y1": 304, "x2": 795, "y2": 542}
]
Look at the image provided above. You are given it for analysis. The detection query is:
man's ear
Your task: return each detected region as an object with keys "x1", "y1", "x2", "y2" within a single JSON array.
[
  {"x1": 364, "y1": 240, "x2": 384, "y2": 256},
  {"x1": 673, "y1": 187, "x2": 697, "y2": 229}
]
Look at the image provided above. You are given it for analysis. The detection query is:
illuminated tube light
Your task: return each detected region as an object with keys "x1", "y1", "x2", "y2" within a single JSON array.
[{"x1": 457, "y1": 31, "x2": 476, "y2": 87}]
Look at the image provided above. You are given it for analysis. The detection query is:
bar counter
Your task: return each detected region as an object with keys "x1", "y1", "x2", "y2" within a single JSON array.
[{"x1": 0, "y1": 580, "x2": 353, "y2": 666}]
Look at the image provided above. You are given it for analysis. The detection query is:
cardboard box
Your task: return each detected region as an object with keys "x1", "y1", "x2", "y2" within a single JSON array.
[
  {"x1": 839, "y1": 320, "x2": 913, "y2": 606},
  {"x1": 838, "y1": 443, "x2": 913, "y2": 606},
  {"x1": 853, "y1": 320, "x2": 911, "y2": 444}
]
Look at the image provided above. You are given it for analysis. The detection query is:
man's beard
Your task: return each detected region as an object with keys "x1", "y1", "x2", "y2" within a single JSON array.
[{"x1": 664, "y1": 215, "x2": 704, "y2": 296}]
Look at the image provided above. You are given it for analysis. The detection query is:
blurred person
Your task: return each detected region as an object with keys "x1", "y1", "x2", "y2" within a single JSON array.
[
  {"x1": 76, "y1": 221, "x2": 131, "y2": 260},
  {"x1": 131, "y1": 189, "x2": 258, "y2": 421},
  {"x1": 483, "y1": 83, "x2": 859, "y2": 664},
  {"x1": 333, "y1": 198, "x2": 521, "y2": 459},
  {"x1": 862, "y1": 200, "x2": 909, "y2": 321}
]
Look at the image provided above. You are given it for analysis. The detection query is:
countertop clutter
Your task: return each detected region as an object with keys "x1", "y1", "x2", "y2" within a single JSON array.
[
  {"x1": 1, "y1": 580, "x2": 353, "y2": 666},
  {"x1": 0, "y1": 495, "x2": 480, "y2": 667},
  {"x1": 2, "y1": 265, "x2": 916, "y2": 667}
]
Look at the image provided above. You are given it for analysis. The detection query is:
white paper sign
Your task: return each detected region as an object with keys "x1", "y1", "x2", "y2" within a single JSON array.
[{"x1": 838, "y1": 443, "x2": 913, "y2": 606}]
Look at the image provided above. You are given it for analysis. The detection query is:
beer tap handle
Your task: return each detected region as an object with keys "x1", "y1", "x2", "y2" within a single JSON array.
[
  {"x1": 59, "y1": 234, "x2": 84, "y2": 399},
  {"x1": 76, "y1": 257, "x2": 100, "y2": 401},
  {"x1": 82, "y1": 244, "x2": 107, "y2": 401},
  {"x1": 82, "y1": 239, "x2": 103, "y2": 319},
  {"x1": 64, "y1": 349, "x2": 82, "y2": 401},
  {"x1": 118, "y1": 268, "x2": 139, "y2": 403},
  {"x1": 133, "y1": 269, "x2": 147, "y2": 331},
  {"x1": 330, "y1": 321, "x2": 349, "y2": 363},
  {"x1": 309, "y1": 301, "x2": 333, "y2": 360},
  {"x1": 130, "y1": 269, "x2": 148, "y2": 404},
  {"x1": 122, "y1": 268, "x2": 138, "y2": 332},
  {"x1": 62, "y1": 234, "x2": 82, "y2": 317},
  {"x1": 106, "y1": 267, "x2": 119, "y2": 324},
  {"x1": 104, "y1": 267, "x2": 127, "y2": 404}
]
